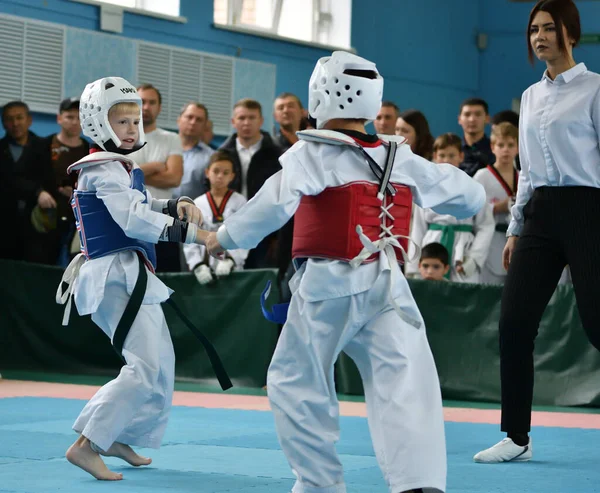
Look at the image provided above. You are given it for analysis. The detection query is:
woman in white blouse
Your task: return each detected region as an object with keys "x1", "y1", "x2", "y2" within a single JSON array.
[{"x1": 474, "y1": 0, "x2": 600, "y2": 463}]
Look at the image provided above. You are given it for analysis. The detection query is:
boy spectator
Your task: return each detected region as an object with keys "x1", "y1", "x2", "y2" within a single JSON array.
[
  {"x1": 474, "y1": 122, "x2": 519, "y2": 284},
  {"x1": 418, "y1": 243, "x2": 450, "y2": 281},
  {"x1": 407, "y1": 132, "x2": 494, "y2": 283},
  {"x1": 491, "y1": 110, "x2": 520, "y2": 171}
]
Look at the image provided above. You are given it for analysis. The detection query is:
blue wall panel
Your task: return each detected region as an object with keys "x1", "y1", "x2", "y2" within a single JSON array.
[
  {"x1": 2, "y1": 0, "x2": 600, "y2": 140},
  {"x1": 479, "y1": 0, "x2": 600, "y2": 117},
  {"x1": 233, "y1": 59, "x2": 277, "y2": 135},
  {"x1": 64, "y1": 28, "x2": 137, "y2": 101}
]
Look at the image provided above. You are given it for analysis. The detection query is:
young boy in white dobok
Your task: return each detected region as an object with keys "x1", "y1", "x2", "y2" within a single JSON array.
[
  {"x1": 205, "y1": 52, "x2": 486, "y2": 493},
  {"x1": 56, "y1": 77, "x2": 213, "y2": 481}
]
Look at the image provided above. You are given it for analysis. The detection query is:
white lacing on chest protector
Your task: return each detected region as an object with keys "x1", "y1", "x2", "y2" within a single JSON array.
[{"x1": 349, "y1": 191, "x2": 422, "y2": 329}]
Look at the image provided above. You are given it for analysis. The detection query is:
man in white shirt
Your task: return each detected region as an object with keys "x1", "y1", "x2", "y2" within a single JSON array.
[
  {"x1": 219, "y1": 98, "x2": 282, "y2": 268},
  {"x1": 130, "y1": 83, "x2": 184, "y2": 271},
  {"x1": 174, "y1": 102, "x2": 214, "y2": 200},
  {"x1": 131, "y1": 84, "x2": 183, "y2": 200}
]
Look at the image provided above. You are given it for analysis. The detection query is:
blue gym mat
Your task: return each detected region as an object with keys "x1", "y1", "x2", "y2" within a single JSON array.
[{"x1": 0, "y1": 397, "x2": 599, "y2": 492}]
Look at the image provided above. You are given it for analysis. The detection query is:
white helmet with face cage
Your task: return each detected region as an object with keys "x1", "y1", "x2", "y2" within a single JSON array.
[
  {"x1": 79, "y1": 76, "x2": 145, "y2": 152},
  {"x1": 308, "y1": 51, "x2": 383, "y2": 129}
]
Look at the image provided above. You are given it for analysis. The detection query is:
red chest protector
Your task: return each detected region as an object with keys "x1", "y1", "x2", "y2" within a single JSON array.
[{"x1": 292, "y1": 182, "x2": 413, "y2": 264}]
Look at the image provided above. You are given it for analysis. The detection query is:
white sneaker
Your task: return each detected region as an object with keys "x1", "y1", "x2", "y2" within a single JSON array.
[{"x1": 473, "y1": 437, "x2": 532, "y2": 463}]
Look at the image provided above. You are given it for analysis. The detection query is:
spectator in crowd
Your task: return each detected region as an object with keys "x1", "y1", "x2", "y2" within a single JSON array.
[
  {"x1": 219, "y1": 98, "x2": 282, "y2": 268},
  {"x1": 491, "y1": 110, "x2": 521, "y2": 171},
  {"x1": 406, "y1": 132, "x2": 494, "y2": 283},
  {"x1": 174, "y1": 102, "x2": 214, "y2": 201},
  {"x1": 184, "y1": 151, "x2": 248, "y2": 285},
  {"x1": 45, "y1": 97, "x2": 90, "y2": 266},
  {"x1": 130, "y1": 83, "x2": 184, "y2": 271},
  {"x1": 272, "y1": 92, "x2": 308, "y2": 300},
  {"x1": 431, "y1": 132, "x2": 464, "y2": 167},
  {"x1": 373, "y1": 100, "x2": 400, "y2": 135},
  {"x1": 418, "y1": 243, "x2": 450, "y2": 281},
  {"x1": 395, "y1": 109, "x2": 434, "y2": 160},
  {"x1": 474, "y1": 122, "x2": 519, "y2": 284},
  {"x1": 491, "y1": 110, "x2": 519, "y2": 132},
  {"x1": 458, "y1": 98, "x2": 495, "y2": 176},
  {"x1": 0, "y1": 101, "x2": 55, "y2": 262},
  {"x1": 273, "y1": 92, "x2": 304, "y2": 152}
]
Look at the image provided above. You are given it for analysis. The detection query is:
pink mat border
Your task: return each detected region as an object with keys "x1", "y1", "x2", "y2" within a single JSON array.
[{"x1": 2, "y1": 380, "x2": 600, "y2": 429}]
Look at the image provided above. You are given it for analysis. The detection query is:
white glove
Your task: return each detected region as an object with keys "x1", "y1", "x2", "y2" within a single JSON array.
[
  {"x1": 460, "y1": 257, "x2": 478, "y2": 278},
  {"x1": 194, "y1": 264, "x2": 213, "y2": 285},
  {"x1": 214, "y1": 258, "x2": 235, "y2": 277}
]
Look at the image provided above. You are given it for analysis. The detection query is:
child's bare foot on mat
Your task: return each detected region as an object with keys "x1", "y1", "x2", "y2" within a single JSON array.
[
  {"x1": 102, "y1": 442, "x2": 152, "y2": 466},
  {"x1": 66, "y1": 436, "x2": 123, "y2": 480}
]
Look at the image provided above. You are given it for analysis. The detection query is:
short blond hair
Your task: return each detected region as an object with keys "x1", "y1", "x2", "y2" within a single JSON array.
[
  {"x1": 108, "y1": 102, "x2": 140, "y2": 118},
  {"x1": 491, "y1": 122, "x2": 518, "y2": 146}
]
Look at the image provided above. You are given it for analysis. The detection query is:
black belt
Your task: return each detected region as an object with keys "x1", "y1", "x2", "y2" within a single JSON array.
[
  {"x1": 112, "y1": 254, "x2": 232, "y2": 391},
  {"x1": 495, "y1": 223, "x2": 508, "y2": 233}
]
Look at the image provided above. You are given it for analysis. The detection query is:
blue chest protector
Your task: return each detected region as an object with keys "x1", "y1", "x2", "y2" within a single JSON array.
[{"x1": 71, "y1": 167, "x2": 157, "y2": 269}]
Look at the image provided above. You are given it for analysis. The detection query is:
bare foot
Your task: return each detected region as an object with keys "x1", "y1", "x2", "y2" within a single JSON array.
[
  {"x1": 66, "y1": 436, "x2": 123, "y2": 481},
  {"x1": 102, "y1": 442, "x2": 152, "y2": 467}
]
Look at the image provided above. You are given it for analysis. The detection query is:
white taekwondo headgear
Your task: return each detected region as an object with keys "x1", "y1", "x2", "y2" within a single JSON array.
[
  {"x1": 308, "y1": 51, "x2": 383, "y2": 129},
  {"x1": 79, "y1": 76, "x2": 145, "y2": 153}
]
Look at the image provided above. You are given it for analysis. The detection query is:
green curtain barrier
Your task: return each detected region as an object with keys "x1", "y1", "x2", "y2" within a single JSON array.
[
  {"x1": 0, "y1": 260, "x2": 279, "y2": 388},
  {"x1": 337, "y1": 279, "x2": 600, "y2": 407},
  {"x1": 2, "y1": 259, "x2": 600, "y2": 407}
]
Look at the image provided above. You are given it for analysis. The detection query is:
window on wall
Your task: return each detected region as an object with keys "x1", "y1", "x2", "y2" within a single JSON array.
[
  {"x1": 92, "y1": 0, "x2": 180, "y2": 18},
  {"x1": 214, "y1": 0, "x2": 351, "y2": 49}
]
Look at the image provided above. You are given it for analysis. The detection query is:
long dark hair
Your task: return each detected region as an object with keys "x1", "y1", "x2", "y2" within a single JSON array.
[
  {"x1": 399, "y1": 109, "x2": 434, "y2": 160},
  {"x1": 527, "y1": 0, "x2": 580, "y2": 65}
]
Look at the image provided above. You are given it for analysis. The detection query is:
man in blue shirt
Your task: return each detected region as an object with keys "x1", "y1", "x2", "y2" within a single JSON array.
[{"x1": 175, "y1": 102, "x2": 214, "y2": 200}]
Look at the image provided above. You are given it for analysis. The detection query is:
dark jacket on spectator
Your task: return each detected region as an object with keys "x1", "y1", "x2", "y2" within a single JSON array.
[
  {"x1": 219, "y1": 131, "x2": 282, "y2": 200},
  {"x1": 0, "y1": 131, "x2": 54, "y2": 261},
  {"x1": 274, "y1": 130, "x2": 295, "y2": 154},
  {"x1": 460, "y1": 135, "x2": 496, "y2": 177},
  {"x1": 219, "y1": 131, "x2": 283, "y2": 269}
]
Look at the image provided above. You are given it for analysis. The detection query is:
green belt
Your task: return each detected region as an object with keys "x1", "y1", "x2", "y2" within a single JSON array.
[{"x1": 428, "y1": 223, "x2": 474, "y2": 279}]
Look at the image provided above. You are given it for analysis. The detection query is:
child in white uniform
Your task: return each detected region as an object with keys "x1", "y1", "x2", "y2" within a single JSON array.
[
  {"x1": 204, "y1": 51, "x2": 486, "y2": 493},
  {"x1": 184, "y1": 151, "x2": 248, "y2": 284},
  {"x1": 407, "y1": 133, "x2": 494, "y2": 283},
  {"x1": 56, "y1": 77, "x2": 208, "y2": 481},
  {"x1": 473, "y1": 123, "x2": 519, "y2": 284}
]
